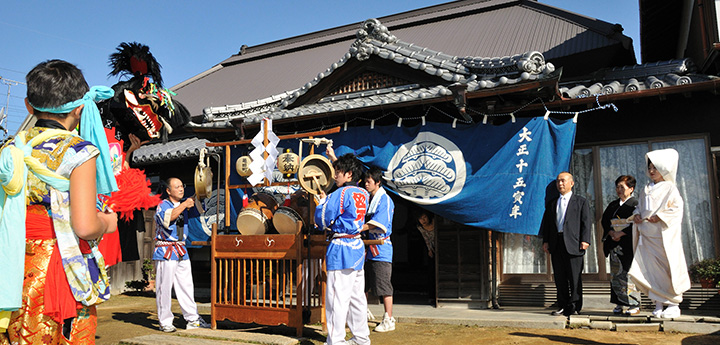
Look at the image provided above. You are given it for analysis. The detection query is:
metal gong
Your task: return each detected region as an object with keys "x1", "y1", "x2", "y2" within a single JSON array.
[
  {"x1": 297, "y1": 154, "x2": 334, "y2": 195},
  {"x1": 194, "y1": 165, "x2": 213, "y2": 199}
]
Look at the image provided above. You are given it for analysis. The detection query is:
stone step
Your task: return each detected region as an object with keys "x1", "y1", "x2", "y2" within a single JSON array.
[{"x1": 615, "y1": 323, "x2": 662, "y2": 332}]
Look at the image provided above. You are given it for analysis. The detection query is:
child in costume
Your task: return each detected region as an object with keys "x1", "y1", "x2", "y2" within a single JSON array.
[{"x1": 0, "y1": 59, "x2": 118, "y2": 344}]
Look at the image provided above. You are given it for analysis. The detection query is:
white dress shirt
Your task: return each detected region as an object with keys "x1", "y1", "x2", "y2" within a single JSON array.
[{"x1": 556, "y1": 191, "x2": 572, "y2": 232}]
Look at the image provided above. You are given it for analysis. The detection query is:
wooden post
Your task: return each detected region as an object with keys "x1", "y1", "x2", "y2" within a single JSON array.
[
  {"x1": 225, "y1": 146, "x2": 231, "y2": 228},
  {"x1": 210, "y1": 223, "x2": 217, "y2": 329},
  {"x1": 295, "y1": 226, "x2": 304, "y2": 337}
]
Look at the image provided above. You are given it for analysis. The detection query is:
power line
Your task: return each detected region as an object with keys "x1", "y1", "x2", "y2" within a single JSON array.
[
  {"x1": 0, "y1": 66, "x2": 26, "y2": 75},
  {"x1": 0, "y1": 20, "x2": 106, "y2": 52}
]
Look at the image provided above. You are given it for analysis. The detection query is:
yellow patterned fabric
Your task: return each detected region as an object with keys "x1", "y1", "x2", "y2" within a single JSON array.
[
  {"x1": 0, "y1": 239, "x2": 97, "y2": 345},
  {"x1": 23, "y1": 128, "x2": 91, "y2": 206},
  {"x1": 0, "y1": 311, "x2": 9, "y2": 332}
]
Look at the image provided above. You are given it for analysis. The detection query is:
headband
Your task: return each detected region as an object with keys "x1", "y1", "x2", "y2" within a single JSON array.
[{"x1": 30, "y1": 86, "x2": 118, "y2": 195}]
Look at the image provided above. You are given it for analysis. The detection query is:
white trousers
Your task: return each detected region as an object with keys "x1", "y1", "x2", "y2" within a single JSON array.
[
  {"x1": 326, "y1": 268, "x2": 370, "y2": 345},
  {"x1": 155, "y1": 259, "x2": 200, "y2": 327}
]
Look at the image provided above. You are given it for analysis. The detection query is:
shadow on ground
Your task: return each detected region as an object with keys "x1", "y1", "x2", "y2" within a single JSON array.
[
  {"x1": 511, "y1": 331, "x2": 634, "y2": 345},
  {"x1": 112, "y1": 312, "x2": 157, "y2": 330},
  {"x1": 213, "y1": 320, "x2": 326, "y2": 342},
  {"x1": 681, "y1": 331, "x2": 720, "y2": 345}
]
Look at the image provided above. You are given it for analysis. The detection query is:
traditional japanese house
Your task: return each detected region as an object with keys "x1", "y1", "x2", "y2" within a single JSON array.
[{"x1": 128, "y1": 0, "x2": 720, "y2": 310}]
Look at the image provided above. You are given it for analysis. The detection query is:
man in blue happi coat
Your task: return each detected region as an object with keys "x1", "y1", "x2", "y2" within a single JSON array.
[
  {"x1": 315, "y1": 154, "x2": 371, "y2": 345},
  {"x1": 361, "y1": 166, "x2": 395, "y2": 332}
]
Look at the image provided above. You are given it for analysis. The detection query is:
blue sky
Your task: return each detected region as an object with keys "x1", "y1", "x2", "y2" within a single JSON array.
[{"x1": 0, "y1": 0, "x2": 639, "y2": 136}]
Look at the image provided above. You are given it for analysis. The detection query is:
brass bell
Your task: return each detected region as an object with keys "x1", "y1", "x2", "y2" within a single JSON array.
[
  {"x1": 236, "y1": 156, "x2": 252, "y2": 177},
  {"x1": 277, "y1": 148, "x2": 300, "y2": 178}
]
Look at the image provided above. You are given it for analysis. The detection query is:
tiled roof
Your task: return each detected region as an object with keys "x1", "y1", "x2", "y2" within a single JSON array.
[
  {"x1": 559, "y1": 59, "x2": 717, "y2": 98},
  {"x1": 130, "y1": 136, "x2": 221, "y2": 165},
  {"x1": 191, "y1": 19, "x2": 556, "y2": 127},
  {"x1": 186, "y1": 22, "x2": 717, "y2": 131},
  {"x1": 172, "y1": 0, "x2": 635, "y2": 117}
]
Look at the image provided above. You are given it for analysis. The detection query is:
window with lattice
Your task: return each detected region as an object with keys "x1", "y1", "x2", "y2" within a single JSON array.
[{"x1": 329, "y1": 72, "x2": 411, "y2": 95}]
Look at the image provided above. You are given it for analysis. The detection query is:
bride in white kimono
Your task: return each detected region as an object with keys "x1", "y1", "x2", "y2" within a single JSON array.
[{"x1": 629, "y1": 148, "x2": 690, "y2": 319}]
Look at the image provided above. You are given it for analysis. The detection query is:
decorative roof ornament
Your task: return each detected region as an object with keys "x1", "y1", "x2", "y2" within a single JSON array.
[
  {"x1": 457, "y1": 51, "x2": 553, "y2": 78},
  {"x1": 350, "y1": 19, "x2": 397, "y2": 61}
]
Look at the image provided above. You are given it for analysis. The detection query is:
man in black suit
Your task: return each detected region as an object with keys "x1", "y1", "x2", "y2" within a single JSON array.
[{"x1": 541, "y1": 172, "x2": 592, "y2": 317}]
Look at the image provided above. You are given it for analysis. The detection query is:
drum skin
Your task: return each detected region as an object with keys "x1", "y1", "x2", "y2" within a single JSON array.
[
  {"x1": 237, "y1": 207, "x2": 267, "y2": 235},
  {"x1": 236, "y1": 192, "x2": 278, "y2": 235},
  {"x1": 273, "y1": 207, "x2": 303, "y2": 234},
  {"x1": 272, "y1": 190, "x2": 317, "y2": 234}
]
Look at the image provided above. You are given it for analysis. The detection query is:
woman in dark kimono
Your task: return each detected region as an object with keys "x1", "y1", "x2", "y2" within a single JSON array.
[{"x1": 601, "y1": 175, "x2": 640, "y2": 315}]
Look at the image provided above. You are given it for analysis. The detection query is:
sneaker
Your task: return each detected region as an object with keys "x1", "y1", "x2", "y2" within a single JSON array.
[
  {"x1": 159, "y1": 324, "x2": 176, "y2": 333},
  {"x1": 662, "y1": 305, "x2": 681, "y2": 319},
  {"x1": 612, "y1": 305, "x2": 624, "y2": 314},
  {"x1": 374, "y1": 314, "x2": 396, "y2": 332},
  {"x1": 624, "y1": 307, "x2": 640, "y2": 316},
  {"x1": 367, "y1": 309, "x2": 375, "y2": 321},
  {"x1": 186, "y1": 317, "x2": 211, "y2": 330}
]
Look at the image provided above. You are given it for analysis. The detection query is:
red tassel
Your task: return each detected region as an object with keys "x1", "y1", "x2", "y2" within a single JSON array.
[
  {"x1": 242, "y1": 193, "x2": 249, "y2": 208},
  {"x1": 283, "y1": 194, "x2": 291, "y2": 207},
  {"x1": 106, "y1": 167, "x2": 161, "y2": 221}
]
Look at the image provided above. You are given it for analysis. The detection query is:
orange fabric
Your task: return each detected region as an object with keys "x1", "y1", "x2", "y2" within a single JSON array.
[
  {"x1": 2, "y1": 221, "x2": 97, "y2": 344},
  {"x1": 25, "y1": 210, "x2": 80, "y2": 324}
]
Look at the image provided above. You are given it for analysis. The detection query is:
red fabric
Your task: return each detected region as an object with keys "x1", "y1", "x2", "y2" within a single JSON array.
[
  {"x1": 25, "y1": 211, "x2": 81, "y2": 323},
  {"x1": 98, "y1": 230, "x2": 122, "y2": 266},
  {"x1": 107, "y1": 167, "x2": 161, "y2": 221}
]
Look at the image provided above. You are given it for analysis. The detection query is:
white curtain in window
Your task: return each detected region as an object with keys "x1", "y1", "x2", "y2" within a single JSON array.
[
  {"x1": 502, "y1": 233, "x2": 546, "y2": 273},
  {"x1": 502, "y1": 138, "x2": 714, "y2": 275},
  {"x1": 653, "y1": 139, "x2": 714, "y2": 264}
]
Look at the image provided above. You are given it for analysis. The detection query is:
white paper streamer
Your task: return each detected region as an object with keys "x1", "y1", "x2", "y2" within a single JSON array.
[{"x1": 248, "y1": 118, "x2": 280, "y2": 185}]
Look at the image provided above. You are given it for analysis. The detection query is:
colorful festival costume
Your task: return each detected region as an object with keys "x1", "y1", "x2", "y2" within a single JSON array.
[
  {"x1": 99, "y1": 42, "x2": 191, "y2": 145},
  {"x1": 315, "y1": 184, "x2": 371, "y2": 345},
  {"x1": 0, "y1": 125, "x2": 111, "y2": 345}
]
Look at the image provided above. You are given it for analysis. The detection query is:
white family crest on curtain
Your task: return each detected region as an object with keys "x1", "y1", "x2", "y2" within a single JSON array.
[
  {"x1": 327, "y1": 117, "x2": 576, "y2": 235},
  {"x1": 385, "y1": 132, "x2": 466, "y2": 205}
]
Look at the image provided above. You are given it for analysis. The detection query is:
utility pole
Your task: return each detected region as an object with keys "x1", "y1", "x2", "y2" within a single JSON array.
[{"x1": 0, "y1": 76, "x2": 25, "y2": 140}]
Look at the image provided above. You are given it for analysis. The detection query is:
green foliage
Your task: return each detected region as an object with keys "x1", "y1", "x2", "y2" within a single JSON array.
[
  {"x1": 688, "y1": 258, "x2": 720, "y2": 283},
  {"x1": 125, "y1": 258, "x2": 156, "y2": 292},
  {"x1": 142, "y1": 258, "x2": 155, "y2": 281},
  {"x1": 125, "y1": 279, "x2": 149, "y2": 291}
]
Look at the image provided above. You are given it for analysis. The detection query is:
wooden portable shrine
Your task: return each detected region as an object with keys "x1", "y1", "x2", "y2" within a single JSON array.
[{"x1": 204, "y1": 125, "x2": 340, "y2": 336}]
